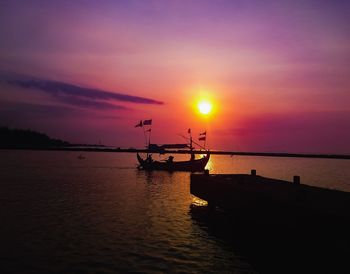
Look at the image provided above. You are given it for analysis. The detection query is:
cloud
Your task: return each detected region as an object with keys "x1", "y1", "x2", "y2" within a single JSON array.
[
  {"x1": 56, "y1": 95, "x2": 130, "y2": 110},
  {"x1": 0, "y1": 101, "x2": 124, "y2": 126},
  {"x1": 7, "y1": 78, "x2": 164, "y2": 106}
]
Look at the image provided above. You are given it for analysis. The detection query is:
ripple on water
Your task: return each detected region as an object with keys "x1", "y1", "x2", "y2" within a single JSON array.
[{"x1": 0, "y1": 151, "x2": 264, "y2": 273}]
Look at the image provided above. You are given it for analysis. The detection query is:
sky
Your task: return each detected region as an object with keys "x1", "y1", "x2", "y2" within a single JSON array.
[{"x1": 0, "y1": 0, "x2": 349, "y2": 153}]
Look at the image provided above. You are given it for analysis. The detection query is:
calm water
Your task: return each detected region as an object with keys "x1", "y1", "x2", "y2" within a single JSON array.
[{"x1": 1, "y1": 150, "x2": 349, "y2": 273}]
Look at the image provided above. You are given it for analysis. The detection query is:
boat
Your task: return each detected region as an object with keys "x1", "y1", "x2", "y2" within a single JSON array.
[
  {"x1": 135, "y1": 120, "x2": 209, "y2": 171},
  {"x1": 77, "y1": 154, "x2": 85, "y2": 159},
  {"x1": 137, "y1": 152, "x2": 210, "y2": 172}
]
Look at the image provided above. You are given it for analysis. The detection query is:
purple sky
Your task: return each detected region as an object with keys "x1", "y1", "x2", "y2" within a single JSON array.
[{"x1": 0, "y1": 0, "x2": 349, "y2": 153}]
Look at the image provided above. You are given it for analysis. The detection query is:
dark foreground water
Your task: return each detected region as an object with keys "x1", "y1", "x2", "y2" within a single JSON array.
[{"x1": 1, "y1": 150, "x2": 349, "y2": 273}]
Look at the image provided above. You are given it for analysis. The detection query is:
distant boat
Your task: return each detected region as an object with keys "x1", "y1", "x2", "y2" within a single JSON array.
[
  {"x1": 77, "y1": 154, "x2": 85, "y2": 160},
  {"x1": 137, "y1": 152, "x2": 210, "y2": 172}
]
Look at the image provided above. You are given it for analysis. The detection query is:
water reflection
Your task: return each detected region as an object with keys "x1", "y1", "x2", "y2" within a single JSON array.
[
  {"x1": 191, "y1": 195, "x2": 208, "y2": 207},
  {"x1": 205, "y1": 155, "x2": 214, "y2": 172},
  {"x1": 131, "y1": 169, "x2": 254, "y2": 273}
]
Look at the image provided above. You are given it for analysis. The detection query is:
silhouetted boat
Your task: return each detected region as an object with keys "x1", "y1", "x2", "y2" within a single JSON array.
[
  {"x1": 77, "y1": 154, "x2": 85, "y2": 159},
  {"x1": 135, "y1": 121, "x2": 209, "y2": 171},
  {"x1": 137, "y1": 152, "x2": 210, "y2": 171}
]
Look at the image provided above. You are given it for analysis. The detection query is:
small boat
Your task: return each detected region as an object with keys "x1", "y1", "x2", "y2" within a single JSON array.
[
  {"x1": 137, "y1": 152, "x2": 210, "y2": 172},
  {"x1": 77, "y1": 154, "x2": 85, "y2": 160}
]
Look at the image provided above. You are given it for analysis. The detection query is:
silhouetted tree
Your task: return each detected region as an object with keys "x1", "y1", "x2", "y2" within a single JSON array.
[{"x1": 0, "y1": 127, "x2": 70, "y2": 148}]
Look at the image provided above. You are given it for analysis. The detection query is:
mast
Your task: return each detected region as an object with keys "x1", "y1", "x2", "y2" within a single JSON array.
[
  {"x1": 135, "y1": 119, "x2": 152, "y2": 157},
  {"x1": 148, "y1": 125, "x2": 152, "y2": 150},
  {"x1": 188, "y1": 128, "x2": 195, "y2": 161},
  {"x1": 142, "y1": 126, "x2": 147, "y2": 147},
  {"x1": 144, "y1": 119, "x2": 152, "y2": 157}
]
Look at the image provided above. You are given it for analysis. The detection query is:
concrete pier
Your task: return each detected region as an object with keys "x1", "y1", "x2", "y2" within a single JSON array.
[
  {"x1": 190, "y1": 172, "x2": 350, "y2": 273},
  {"x1": 190, "y1": 172, "x2": 350, "y2": 224}
]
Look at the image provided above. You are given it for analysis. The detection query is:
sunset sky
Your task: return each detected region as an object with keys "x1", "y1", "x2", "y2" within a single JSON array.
[{"x1": 0, "y1": 0, "x2": 349, "y2": 153}]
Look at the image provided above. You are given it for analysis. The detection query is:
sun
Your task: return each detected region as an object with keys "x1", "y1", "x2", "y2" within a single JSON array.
[{"x1": 198, "y1": 100, "x2": 212, "y2": 115}]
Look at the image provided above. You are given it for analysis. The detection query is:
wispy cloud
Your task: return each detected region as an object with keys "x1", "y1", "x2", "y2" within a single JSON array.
[
  {"x1": 0, "y1": 101, "x2": 124, "y2": 123},
  {"x1": 56, "y1": 95, "x2": 130, "y2": 110},
  {"x1": 7, "y1": 78, "x2": 164, "y2": 107}
]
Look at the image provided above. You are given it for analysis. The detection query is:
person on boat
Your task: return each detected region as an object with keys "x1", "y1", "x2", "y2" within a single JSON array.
[
  {"x1": 146, "y1": 154, "x2": 153, "y2": 164},
  {"x1": 190, "y1": 153, "x2": 195, "y2": 161},
  {"x1": 167, "y1": 155, "x2": 174, "y2": 164}
]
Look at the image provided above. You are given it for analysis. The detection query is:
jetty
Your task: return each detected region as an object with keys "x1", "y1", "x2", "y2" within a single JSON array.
[
  {"x1": 190, "y1": 171, "x2": 350, "y2": 273},
  {"x1": 191, "y1": 170, "x2": 350, "y2": 224}
]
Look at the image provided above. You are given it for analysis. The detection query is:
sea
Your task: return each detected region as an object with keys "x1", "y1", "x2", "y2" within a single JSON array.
[{"x1": 1, "y1": 150, "x2": 349, "y2": 273}]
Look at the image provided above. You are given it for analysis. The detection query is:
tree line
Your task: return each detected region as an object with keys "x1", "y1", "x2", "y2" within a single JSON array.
[{"x1": 0, "y1": 127, "x2": 70, "y2": 149}]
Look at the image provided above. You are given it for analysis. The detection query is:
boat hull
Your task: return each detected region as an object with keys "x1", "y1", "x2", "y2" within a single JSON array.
[{"x1": 137, "y1": 153, "x2": 210, "y2": 172}]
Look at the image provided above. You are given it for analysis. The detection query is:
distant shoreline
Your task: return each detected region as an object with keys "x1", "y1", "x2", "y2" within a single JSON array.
[
  {"x1": 1, "y1": 127, "x2": 349, "y2": 159},
  {"x1": 1, "y1": 147, "x2": 349, "y2": 160}
]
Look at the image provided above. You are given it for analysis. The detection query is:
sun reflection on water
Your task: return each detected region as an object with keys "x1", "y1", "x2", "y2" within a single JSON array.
[
  {"x1": 191, "y1": 195, "x2": 208, "y2": 206},
  {"x1": 204, "y1": 155, "x2": 213, "y2": 172}
]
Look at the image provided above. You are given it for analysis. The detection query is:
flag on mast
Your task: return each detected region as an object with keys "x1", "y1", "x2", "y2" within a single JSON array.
[
  {"x1": 135, "y1": 120, "x2": 143, "y2": 127},
  {"x1": 143, "y1": 119, "x2": 152, "y2": 125}
]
